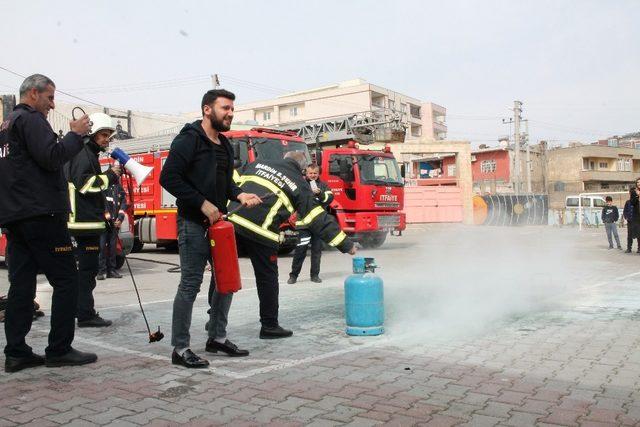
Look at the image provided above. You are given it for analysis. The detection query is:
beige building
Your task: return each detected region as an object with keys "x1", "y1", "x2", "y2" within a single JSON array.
[
  {"x1": 546, "y1": 144, "x2": 640, "y2": 208},
  {"x1": 234, "y1": 78, "x2": 447, "y2": 142}
]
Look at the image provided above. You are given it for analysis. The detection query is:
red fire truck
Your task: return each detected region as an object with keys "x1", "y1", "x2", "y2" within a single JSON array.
[
  {"x1": 319, "y1": 141, "x2": 405, "y2": 248},
  {"x1": 112, "y1": 127, "x2": 310, "y2": 253},
  {"x1": 111, "y1": 119, "x2": 405, "y2": 252}
]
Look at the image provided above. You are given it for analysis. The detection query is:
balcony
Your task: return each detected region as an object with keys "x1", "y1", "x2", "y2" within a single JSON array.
[
  {"x1": 433, "y1": 121, "x2": 447, "y2": 133},
  {"x1": 580, "y1": 170, "x2": 638, "y2": 182}
]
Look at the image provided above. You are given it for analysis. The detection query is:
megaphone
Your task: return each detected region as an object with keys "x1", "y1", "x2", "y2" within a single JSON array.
[{"x1": 110, "y1": 147, "x2": 153, "y2": 185}]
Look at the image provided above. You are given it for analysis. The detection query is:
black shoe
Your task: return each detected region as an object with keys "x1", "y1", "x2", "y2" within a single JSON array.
[
  {"x1": 287, "y1": 275, "x2": 297, "y2": 284},
  {"x1": 618, "y1": 246, "x2": 622, "y2": 249},
  {"x1": 310, "y1": 276, "x2": 322, "y2": 283},
  {"x1": 107, "y1": 271, "x2": 122, "y2": 279},
  {"x1": 260, "y1": 325, "x2": 293, "y2": 339},
  {"x1": 96, "y1": 273, "x2": 106, "y2": 281},
  {"x1": 206, "y1": 339, "x2": 249, "y2": 357},
  {"x1": 171, "y1": 349, "x2": 209, "y2": 368},
  {"x1": 609, "y1": 246, "x2": 614, "y2": 249},
  {"x1": 46, "y1": 348, "x2": 97, "y2": 367},
  {"x1": 5, "y1": 353, "x2": 45, "y2": 373},
  {"x1": 626, "y1": 249, "x2": 632, "y2": 253},
  {"x1": 204, "y1": 320, "x2": 210, "y2": 331},
  {"x1": 78, "y1": 313, "x2": 112, "y2": 328}
]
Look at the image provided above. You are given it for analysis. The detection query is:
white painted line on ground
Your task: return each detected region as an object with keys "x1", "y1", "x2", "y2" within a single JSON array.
[
  {"x1": 29, "y1": 327, "x2": 388, "y2": 379},
  {"x1": 232, "y1": 339, "x2": 387, "y2": 379},
  {"x1": 99, "y1": 286, "x2": 255, "y2": 310},
  {"x1": 66, "y1": 335, "x2": 247, "y2": 379}
]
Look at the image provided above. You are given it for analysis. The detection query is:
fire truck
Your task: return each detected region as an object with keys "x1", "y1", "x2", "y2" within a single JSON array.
[
  {"x1": 109, "y1": 126, "x2": 311, "y2": 253},
  {"x1": 283, "y1": 110, "x2": 407, "y2": 248},
  {"x1": 96, "y1": 110, "x2": 407, "y2": 252}
]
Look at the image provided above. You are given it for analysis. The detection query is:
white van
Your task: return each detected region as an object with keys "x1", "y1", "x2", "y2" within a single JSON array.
[{"x1": 565, "y1": 195, "x2": 606, "y2": 209}]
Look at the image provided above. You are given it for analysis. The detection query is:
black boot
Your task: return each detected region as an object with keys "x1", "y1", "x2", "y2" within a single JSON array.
[{"x1": 260, "y1": 325, "x2": 293, "y2": 339}]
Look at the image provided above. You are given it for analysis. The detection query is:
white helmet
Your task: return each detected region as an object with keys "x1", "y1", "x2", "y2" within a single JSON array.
[{"x1": 88, "y1": 113, "x2": 116, "y2": 137}]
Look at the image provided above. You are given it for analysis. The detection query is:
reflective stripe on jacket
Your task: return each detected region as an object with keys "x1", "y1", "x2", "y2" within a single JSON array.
[{"x1": 228, "y1": 158, "x2": 352, "y2": 253}]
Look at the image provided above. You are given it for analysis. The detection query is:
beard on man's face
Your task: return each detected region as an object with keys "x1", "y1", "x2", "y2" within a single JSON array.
[{"x1": 210, "y1": 114, "x2": 231, "y2": 132}]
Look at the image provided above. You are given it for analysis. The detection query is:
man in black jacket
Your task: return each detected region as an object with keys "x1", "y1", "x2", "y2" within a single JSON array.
[
  {"x1": 601, "y1": 196, "x2": 621, "y2": 249},
  {"x1": 65, "y1": 113, "x2": 121, "y2": 327},
  {"x1": 228, "y1": 151, "x2": 357, "y2": 339},
  {"x1": 0, "y1": 74, "x2": 97, "y2": 372},
  {"x1": 160, "y1": 89, "x2": 261, "y2": 368},
  {"x1": 288, "y1": 163, "x2": 334, "y2": 284}
]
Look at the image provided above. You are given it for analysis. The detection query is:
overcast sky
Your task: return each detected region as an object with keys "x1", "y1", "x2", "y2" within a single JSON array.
[{"x1": 1, "y1": 0, "x2": 638, "y2": 146}]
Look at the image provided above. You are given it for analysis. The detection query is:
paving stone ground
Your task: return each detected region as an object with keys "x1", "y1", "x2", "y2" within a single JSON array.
[{"x1": 1, "y1": 224, "x2": 640, "y2": 426}]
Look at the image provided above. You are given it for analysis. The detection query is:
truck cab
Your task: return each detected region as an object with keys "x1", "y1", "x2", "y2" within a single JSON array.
[{"x1": 319, "y1": 141, "x2": 406, "y2": 247}]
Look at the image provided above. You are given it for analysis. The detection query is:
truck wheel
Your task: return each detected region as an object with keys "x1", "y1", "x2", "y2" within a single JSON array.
[
  {"x1": 115, "y1": 255, "x2": 125, "y2": 270},
  {"x1": 361, "y1": 231, "x2": 387, "y2": 249},
  {"x1": 131, "y1": 238, "x2": 144, "y2": 253}
]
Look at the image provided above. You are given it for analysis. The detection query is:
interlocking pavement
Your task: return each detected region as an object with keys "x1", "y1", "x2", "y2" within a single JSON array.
[{"x1": 1, "y1": 224, "x2": 640, "y2": 426}]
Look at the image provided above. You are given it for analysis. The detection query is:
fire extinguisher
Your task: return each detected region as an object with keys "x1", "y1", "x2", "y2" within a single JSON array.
[
  {"x1": 207, "y1": 193, "x2": 274, "y2": 294},
  {"x1": 208, "y1": 220, "x2": 241, "y2": 294}
]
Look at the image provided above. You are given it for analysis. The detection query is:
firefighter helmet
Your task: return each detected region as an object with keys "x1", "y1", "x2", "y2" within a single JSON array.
[{"x1": 88, "y1": 113, "x2": 116, "y2": 137}]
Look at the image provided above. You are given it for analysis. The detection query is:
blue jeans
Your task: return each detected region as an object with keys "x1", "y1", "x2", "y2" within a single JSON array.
[
  {"x1": 171, "y1": 217, "x2": 233, "y2": 349},
  {"x1": 605, "y1": 222, "x2": 621, "y2": 248}
]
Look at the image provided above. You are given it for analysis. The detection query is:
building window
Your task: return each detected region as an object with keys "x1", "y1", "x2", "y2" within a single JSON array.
[
  {"x1": 481, "y1": 159, "x2": 497, "y2": 173},
  {"x1": 388, "y1": 100, "x2": 395, "y2": 111},
  {"x1": 447, "y1": 165, "x2": 456, "y2": 177},
  {"x1": 410, "y1": 125, "x2": 422, "y2": 137},
  {"x1": 598, "y1": 161, "x2": 608, "y2": 169},
  {"x1": 617, "y1": 158, "x2": 631, "y2": 171},
  {"x1": 263, "y1": 111, "x2": 271, "y2": 121},
  {"x1": 410, "y1": 104, "x2": 421, "y2": 119},
  {"x1": 608, "y1": 138, "x2": 618, "y2": 147},
  {"x1": 583, "y1": 159, "x2": 596, "y2": 170},
  {"x1": 290, "y1": 107, "x2": 298, "y2": 117}
]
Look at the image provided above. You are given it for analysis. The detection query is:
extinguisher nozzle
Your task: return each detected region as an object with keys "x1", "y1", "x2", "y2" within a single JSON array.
[{"x1": 149, "y1": 327, "x2": 164, "y2": 343}]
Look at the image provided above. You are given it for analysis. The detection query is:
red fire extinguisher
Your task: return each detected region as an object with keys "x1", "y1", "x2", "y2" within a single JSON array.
[{"x1": 208, "y1": 220, "x2": 241, "y2": 294}]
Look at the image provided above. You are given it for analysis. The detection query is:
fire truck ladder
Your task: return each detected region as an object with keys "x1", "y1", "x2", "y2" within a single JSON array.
[{"x1": 281, "y1": 109, "x2": 407, "y2": 146}]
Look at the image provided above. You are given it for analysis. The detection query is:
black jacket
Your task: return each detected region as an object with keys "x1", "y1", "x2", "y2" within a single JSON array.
[
  {"x1": 623, "y1": 200, "x2": 634, "y2": 222},
  {"x1": 0, "y1": 104, "x2": 84, "y2": 226},
  {"x1": 601, "y1": 205, "x2": 619, "y2": 224},
  {"x1": 159, "y1": 121, "x2": 243, "y2": 223},
  {"x1": 228, "y1": 158, "x2": 354, "y2": 253},
  {"x1": 64, "y1": 141, "x2": 119, "y2": 235},
  {"x1": 297, "y1": 178, "x2": 334, "y2": 229}
]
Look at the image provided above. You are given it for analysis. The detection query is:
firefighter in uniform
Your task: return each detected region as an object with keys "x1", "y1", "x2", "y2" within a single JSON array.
[
  {"x1": 65, "y1": 113, "x2": 121, "y2": 328},
  {"x1": 0, "y1": 74, "x2": 97, "y2": 372},
  {"x1": 228, "y1": 151, "x2": 357, "y2": 339},
  {"x1": 288, "y1": 163, "x2": 334, "y2": 284}
]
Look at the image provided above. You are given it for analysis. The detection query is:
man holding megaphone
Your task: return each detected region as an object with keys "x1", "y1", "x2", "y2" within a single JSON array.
[{"x1": 64, "y1": 112, "x2": 121, "y2": 328}]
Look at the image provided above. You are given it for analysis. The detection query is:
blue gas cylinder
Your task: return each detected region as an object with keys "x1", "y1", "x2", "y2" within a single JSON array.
[{"x1": 344, "y1": 257, "x2": 384, "y2": 336}]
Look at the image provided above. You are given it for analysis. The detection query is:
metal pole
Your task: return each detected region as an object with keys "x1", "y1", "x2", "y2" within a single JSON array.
[
  {"x1": 525, "y1": 120, "x2": 531, "y2": 193},
  {"x1": 514, "y1": 101, "x2": 522, "y2": 195}
]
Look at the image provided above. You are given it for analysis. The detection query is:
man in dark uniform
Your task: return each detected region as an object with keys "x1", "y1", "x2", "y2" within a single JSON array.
[
  {"x1": 97, "y1": 181, "x2": 127, "y2": 280},
  {"x1": 160, "y1": 89, "x2": 261, "y2": 368},
  {"x1": 0, "y1": 74, "x2": 97, "y2": 372},
  {"x1": 65, "y1": 112, "x2": 121, "y2": 328},
  {"x1": 228, "y1": 151, "x2": 357, "y2": 339},
  {"x1": 628, "y1": 179, "x2": 640, "y2": 253},
  {"x1": 288, "y1": 163, "x2": 334, "y2": 284}
]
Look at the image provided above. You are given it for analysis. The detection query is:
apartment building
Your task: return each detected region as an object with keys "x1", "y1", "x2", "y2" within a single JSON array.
[
  {"x1": 546, "y1": 144, "x2": 640, "y2": 208},
  {"x1": 233, "y1": 78, "x2": 447, "y2": 142},
  {"x1": 427, "y1": 145, "x2": 545, "y2": 194}
]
